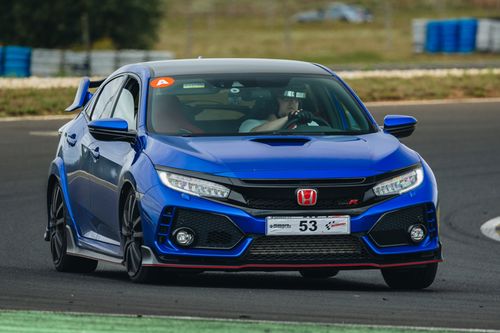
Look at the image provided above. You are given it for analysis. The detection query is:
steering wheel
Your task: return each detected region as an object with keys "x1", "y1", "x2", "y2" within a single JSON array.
[{"x1": 282, "y1": 114, "x2": 330, "y2": 129}]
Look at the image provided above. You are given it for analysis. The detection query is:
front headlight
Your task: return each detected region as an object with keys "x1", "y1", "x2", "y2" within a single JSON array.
[
  {"x1": 373, "y1": 167, "x2": 424, "y2": 196},
  {"x1": 157, "y1": 171, "x2": 230, "y2": 199}
]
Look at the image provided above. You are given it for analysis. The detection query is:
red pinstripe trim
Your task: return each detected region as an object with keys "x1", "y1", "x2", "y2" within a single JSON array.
[{"x1": 143, "y1": 259, "x2": 442, "y2": 270}]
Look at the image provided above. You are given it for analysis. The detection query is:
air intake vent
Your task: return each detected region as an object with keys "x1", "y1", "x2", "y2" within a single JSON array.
[
  {"x1": 170, "y1": 209, "x2": 244, "y2": 249},
  {"x1": 250, "y1": 137, "x2": 310, "y2": 146},
  {"x1": 246, "y1": 235, "x2": 371, "y2": 262},
  {"x1": 369, "y1": 204, "x2": 430, "y2": 247}
]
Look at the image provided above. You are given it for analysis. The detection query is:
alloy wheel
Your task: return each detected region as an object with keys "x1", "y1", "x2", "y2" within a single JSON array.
[
  {"x1": 50, "y1": 184, "x2": 66, "y2": 265},
  {"x1": 122, "y1": 190, "x2": 154, "y2": 282}
]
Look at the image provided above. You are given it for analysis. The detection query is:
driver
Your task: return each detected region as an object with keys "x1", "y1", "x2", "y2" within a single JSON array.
[{"x1": 238, "y1": 86, "x2": 318, "y2": 133}]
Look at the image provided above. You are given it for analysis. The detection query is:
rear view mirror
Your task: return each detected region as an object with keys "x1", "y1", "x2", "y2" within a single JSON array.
[{"x1": 383, "y1": 115, "x2": 417, "y2": 138}]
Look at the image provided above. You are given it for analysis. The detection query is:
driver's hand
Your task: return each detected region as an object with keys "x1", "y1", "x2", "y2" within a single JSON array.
[{"x1": 288, "y1": 110, "x2": 313, "y2": 124}]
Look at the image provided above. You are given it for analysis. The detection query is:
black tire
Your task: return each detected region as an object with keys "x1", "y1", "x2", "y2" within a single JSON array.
[
  {"x1": 122, "y1": 189, "x2": 158, "y2": 283},
  {"x1": 381, "y1": 263, "x2": 438, "y2": 290},
  {"x1": 49, "y1": 183, "x2": 98, "y2": 273},
  {"x1": 299, "y1": 268, "x2": 339, "y2": 279}
]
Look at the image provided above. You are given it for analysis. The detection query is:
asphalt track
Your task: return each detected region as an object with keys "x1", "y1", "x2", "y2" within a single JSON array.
[{"x1": 0, "y1": 101, "x2": 499, "y2": 329}]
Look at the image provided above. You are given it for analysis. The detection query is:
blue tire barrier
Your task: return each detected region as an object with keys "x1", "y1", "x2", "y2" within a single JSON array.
[
  {"x1": 424, "y1": 18, "x2": 479, "y2": 54},
  {"x1": 441, "y1": 20, "x2": 459, "y2": 53},
  {"x1": 425, "y1": 20, "x2": 442, "y2": 53},
  {"x1": 3, "y1": 46, "x2": 32, "y2": 77},
  {"x1": 458, "y1": 18, "x2": 478, "y2": 53},
  {"x1": 0, "y1": 47, "x2": 3, "y2": 76}
]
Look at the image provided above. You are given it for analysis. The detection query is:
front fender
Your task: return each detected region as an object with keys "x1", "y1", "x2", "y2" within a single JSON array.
[{"x1": 46, "y1": 157, "x2": 79, "y2": 240}]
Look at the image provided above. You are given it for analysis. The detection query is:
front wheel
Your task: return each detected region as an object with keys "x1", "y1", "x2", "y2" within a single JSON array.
[
  {"x1": 122, "y1": 190, "x2": 158, "y2": 283},
  {"x1": 49, "y1": 183, "x2": 98, "y2": 273},
  {"x1": 381, "y1": 263, "x2": 438, "y2": 290}
]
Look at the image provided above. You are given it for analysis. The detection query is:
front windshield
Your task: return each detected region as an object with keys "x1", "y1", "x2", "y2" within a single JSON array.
[{"x1": 147, "y1": 74, "x2": 376, "y2": 136}]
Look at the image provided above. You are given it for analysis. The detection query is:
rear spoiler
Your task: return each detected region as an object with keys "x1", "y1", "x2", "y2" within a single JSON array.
[{"x1": 65, "y1": 77, "x2": 105, "y2": 112}]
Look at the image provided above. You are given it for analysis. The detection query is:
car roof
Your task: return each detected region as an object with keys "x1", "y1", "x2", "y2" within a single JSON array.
[{"x1": 141, "y1": 58, "x2": 331, "y2": 77}]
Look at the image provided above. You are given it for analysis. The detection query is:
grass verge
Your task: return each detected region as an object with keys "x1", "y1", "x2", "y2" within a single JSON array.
[
  {"x1": 0, "y1": 88, "x2": 74, "y2": 117},
  {"x1": 0, "y1": 310, "x2": 477, "y2": 333},
  {"x1": 0, "y1": 74, "x2": 499, "y2": 117},
  {"x1": 347, "y1": 73, "x2": 500, "y2": 102}
]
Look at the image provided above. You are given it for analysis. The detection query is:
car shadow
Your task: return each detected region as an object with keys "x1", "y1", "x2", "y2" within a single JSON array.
[{"x1": 91, "y1": 268, "x2": 394, "y2": 292}]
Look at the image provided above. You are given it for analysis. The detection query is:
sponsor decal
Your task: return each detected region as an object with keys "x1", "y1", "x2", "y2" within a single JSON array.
[
  {"x1": 296, "y1": 189, "x2": 317, "y2": 206},
  {"x1": 269, "y1": 223, "x2": 292, "y2": 229},
  {"x1": 150, "y1": 77, "x2": 175, "y2": 88},
  {"x1": 183, "y1": 82, "x2": 205, "y2": 89},
  {"x1": 325, "y1": 221, "x2": 347, "y2": 231}
]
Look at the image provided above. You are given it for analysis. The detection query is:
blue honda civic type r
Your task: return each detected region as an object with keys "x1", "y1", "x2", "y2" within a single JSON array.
[{"x1": 45, "y1": 58, "x2": 441, "y2": 288}]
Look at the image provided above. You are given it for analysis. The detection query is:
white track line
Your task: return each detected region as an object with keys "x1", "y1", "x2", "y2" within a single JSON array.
[
  {"x1": 28, "y1": 131, "x2": 59, "y2": 137},
  {"x1": 132, "y1": 314, "x2": 500, "y2": 333},
  {"x1": 0, "y1": 115, "x2": 75, "y2": 122},
  {"x1": 338, "y1": 68, "x2": 500, "y2": 79},
  {"x1": 480, "y1": 217, "x2": 500, "y2": 242},
  {"x1": 1, "y1": 69, "x2": 498, "y2": 89},
  {"x1": 365, "y1": 97, "x2": 500, "y2": 107}
]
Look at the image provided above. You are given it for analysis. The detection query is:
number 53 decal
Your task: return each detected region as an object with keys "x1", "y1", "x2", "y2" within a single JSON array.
[{"x1": 299, "y1": 220, "x2": 317, "y2": 231}]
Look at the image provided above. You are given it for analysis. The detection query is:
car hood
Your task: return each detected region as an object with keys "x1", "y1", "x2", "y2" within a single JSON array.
[{"x1": 145, "y1": 133, "x2": 420, "y2": 179}]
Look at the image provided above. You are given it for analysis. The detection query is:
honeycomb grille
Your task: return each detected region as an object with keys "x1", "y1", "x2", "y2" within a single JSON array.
[
  {"x1": 171, "y1": 209, "x2": 244, "y2": 249},
  {"x1": 246, "y1": 235, "x2": 371, "y2": 262},
  {"x1": 369, "y1": 205, "x2": 428, "y2": 247},
  {"x1": 237, "y1": 185, "x2": 370, "y2": 210}
]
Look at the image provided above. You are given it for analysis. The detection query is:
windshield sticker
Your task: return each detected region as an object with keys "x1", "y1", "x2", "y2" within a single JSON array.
[
  {"x1": 183, "y1": 83, "x2": 206, "y2": 89},
  {"x1": 150, "y1": 77, "x2": 175, "y2": 88}
]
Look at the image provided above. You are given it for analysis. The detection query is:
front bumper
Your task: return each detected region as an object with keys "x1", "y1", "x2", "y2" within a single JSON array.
[
  {"x1": 139, "y1": 165, "x2": 441, "y2": 271},
  {"x1": 140, "y1": 243, "x2": 442, "y2": 271}
]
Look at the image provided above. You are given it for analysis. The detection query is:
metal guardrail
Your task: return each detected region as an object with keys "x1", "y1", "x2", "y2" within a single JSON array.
[{"x1": 32, "y1": 49, "x2": 175, "y2": 77}]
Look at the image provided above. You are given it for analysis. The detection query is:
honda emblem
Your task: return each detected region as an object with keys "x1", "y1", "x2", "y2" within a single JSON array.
[{"x1": 296, "y1": 189, "x2": 318, "y2": 206}]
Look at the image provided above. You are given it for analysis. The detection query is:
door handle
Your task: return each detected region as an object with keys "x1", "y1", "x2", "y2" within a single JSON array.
[
  {"x1": 66, "y1": 133, "x2": 77, "y2": 146},
  {"x1": 91, "y1": 147, "x2": 100, "y2": 159}
]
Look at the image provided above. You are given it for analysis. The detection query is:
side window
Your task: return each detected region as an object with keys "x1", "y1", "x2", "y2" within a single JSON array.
[
  {"x1": 91, "y1": 76, "x2": 126, "y2": 121},
  {"x1": 112, "y1": 78, "x2": 140, "y2": 130}
]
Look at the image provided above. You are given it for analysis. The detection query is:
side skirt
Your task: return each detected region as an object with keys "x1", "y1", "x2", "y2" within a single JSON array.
[{"x1": 65, "y1": 226, "x2": 123, "y2": 265}]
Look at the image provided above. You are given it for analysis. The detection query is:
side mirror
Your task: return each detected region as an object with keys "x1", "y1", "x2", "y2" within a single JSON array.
[
  {"x1": 88, "y1": 118, "x2": 136, "y2": 142},
  {"x1": 383, "y1": 115, "x2": 417, "y2": 138}
]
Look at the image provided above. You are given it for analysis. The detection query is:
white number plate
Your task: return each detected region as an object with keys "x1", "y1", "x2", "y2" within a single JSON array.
[{"x1": 265, "y1": 216, "x2": 350, "y2": 236}]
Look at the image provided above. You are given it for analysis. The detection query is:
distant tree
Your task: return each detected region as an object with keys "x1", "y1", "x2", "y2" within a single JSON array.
[
  {"x1": 87, "y1": 0, "x2": 162, "y2": 49},
  {"x1": 0, "y1": 0, "x2": 162, "y2": 49}
]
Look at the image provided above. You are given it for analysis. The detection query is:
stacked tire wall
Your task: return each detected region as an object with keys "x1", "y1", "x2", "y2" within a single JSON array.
[
  {"x1": 0, "y1": 47, "x2": 175, "y2": 77},
  {"x1": 413, "y1": 18, "x2": 500, "y2": 54}
]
